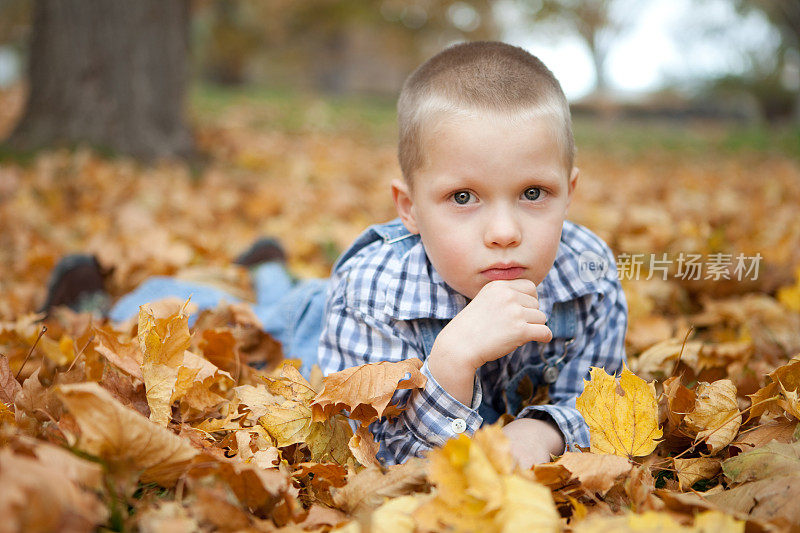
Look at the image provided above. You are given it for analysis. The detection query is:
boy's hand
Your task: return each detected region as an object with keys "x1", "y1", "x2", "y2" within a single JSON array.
[
  {"x1": 433, "y1": 279, "x2": 553, "y2": 371},
  {"x1": 502, "y1": 418, "x2": 565, "y2": 469}
]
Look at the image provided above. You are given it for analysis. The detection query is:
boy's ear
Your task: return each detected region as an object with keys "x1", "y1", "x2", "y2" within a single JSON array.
[
  {"x1": 391, "y1": 178, "x2": 420, "y2": 234},
  {"x1": 565, "y1": 166, "x2": 579, "y2": 211}
]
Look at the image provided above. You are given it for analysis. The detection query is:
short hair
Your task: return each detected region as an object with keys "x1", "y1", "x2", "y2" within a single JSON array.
[{"x1": 398, "y1": 41, "x2": 574, "y2": 186}]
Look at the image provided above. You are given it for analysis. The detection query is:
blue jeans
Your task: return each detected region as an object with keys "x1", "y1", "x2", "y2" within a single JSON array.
[{"x1": 108, "y1": 263, "x2": 329, "y2": 378}]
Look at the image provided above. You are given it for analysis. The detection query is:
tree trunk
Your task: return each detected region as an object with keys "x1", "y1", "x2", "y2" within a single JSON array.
[{"x1": 5, "y1": 0, "x2": 193, "y2": 161}]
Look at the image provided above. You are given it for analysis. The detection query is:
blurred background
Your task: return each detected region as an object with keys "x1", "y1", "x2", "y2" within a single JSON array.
[{"x1": 1, "y1": 0, "x2": 799, "y2": 371}]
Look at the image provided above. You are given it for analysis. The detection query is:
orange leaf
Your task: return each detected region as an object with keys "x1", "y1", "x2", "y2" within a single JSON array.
[{"x1": 311, "y1": 358, "x2": 426, "y2": 426}]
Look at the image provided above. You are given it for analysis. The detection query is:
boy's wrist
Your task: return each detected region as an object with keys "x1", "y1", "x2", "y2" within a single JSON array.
[
  {"x1": 428, "y1": 342, "x2": 479, "y2": 407},
  {"x1": 432, "y1": 323, "x2": 484, "y2": 372}
]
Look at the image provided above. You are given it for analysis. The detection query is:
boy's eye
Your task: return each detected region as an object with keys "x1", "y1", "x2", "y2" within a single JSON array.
[
  {"x1": 523, "y1": 187, "x2": 541, "y2": 201},
  {"x1": 453, "y1": 191, "x2": 472, "y2": 204}
]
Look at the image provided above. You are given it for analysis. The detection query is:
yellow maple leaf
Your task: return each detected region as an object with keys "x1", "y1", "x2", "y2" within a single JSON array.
[
  {"x1": 576, "y1": 365, "x2": 661, "y2": 457},
  {"x1": 414, "y1": 425, "x2": 560, "y2": 533},
  {"x1": 138, "y1": 300, "x2": 192, "y2": 427}
]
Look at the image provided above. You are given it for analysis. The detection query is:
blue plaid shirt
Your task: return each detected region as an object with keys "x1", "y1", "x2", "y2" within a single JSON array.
[{"x1": 318, "y1": 218, "x2": 627, "y2": 465}]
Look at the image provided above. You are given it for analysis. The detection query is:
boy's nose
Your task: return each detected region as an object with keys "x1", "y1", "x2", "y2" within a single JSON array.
[{"x1": 484, "y1": 210, "x2": 521, "y2": 247}]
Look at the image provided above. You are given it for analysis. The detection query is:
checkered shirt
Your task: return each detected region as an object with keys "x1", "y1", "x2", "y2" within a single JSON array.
[{"x1": 318, "y1": 219, "x2": 627, "y2": 465}]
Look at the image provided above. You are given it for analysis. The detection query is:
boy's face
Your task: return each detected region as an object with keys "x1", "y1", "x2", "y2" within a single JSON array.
[{"x1": 392, "y1": 112, "x2": 578, "y2": 300}]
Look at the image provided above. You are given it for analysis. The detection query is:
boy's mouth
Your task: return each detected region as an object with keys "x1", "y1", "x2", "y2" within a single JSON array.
[{"x1": 481, "y1": 264, "x2": 526, "y2": 281}]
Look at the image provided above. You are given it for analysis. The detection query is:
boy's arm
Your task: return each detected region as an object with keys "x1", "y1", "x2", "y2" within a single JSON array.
[
  {"x1": 516, "y1": 270, "x2": 628, "y2": 451},
  {"x1": 318, "y1": 279, "x2": 484, "y2": 465}
]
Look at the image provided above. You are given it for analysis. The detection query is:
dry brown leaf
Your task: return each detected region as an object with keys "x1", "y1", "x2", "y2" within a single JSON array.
[
  {"x1": 730, "y1": 417, "x2": 797, "y2": 451},
  {"x1": 747, "y1": 356, "x2": 800, "y2": 421},
  {"x1": 684, "y1": 379, "x2": 741, "y2": 453},
  {"x1": 135, "y1": 501, "x2": 199, "y2": 533},
  {"x1": 661, "y1": 375, "x2": 696, "y2": 430},
  {"x1": 14, "y1": 367, "x2": 61, "y2": 422},
  {"x1": 193, "y1": 486, "x2": 253, "y2": 531},
  {"x1": 93, "y1": 325, "x2": 144, "y2": 378},
  {"x1": 706, "y1": 474, "x2": 800, "y2": 527},
  {"x1": 674, "y1": 457, "x2": 722, "y2": 489},
  {"x1": 0, "y1": 448, "x2": 109, "y2": 532},
  {"x1": 0, "y1": 353, "x2": 21, "y2": 405},
  {"x1": 555, "y1": 451, "x2": 633, "y2": 495},
  {"x1": 208, "y1": 458, "x2": 292, "y2": 512},
  {"x1": 263, "y1": 363, "x2": 318, "y2": 403},
  {"x1": 722, "y1": 440, "x2": 800, "y2": 484},
  {"x1": 233, "y1": 383, "x2": 275, "y2": 421},
  {"x1": 332, "y1": 457, "x2": 429, "y2": 515},
  {"x1": 311, "y1": 358, "x2": 426, "y2": 426},
  {"x1": 138, "y1": 301, "x2": 193, "y2": 426},
  {"x1": 634, "y1": 338, "x2": 704, "y2": 380},
  {"x1": 348, "y1": 423, "x2": 381, "y2": 467},
  {"x1": 56, "y1": 382, "x2": 198, "y2": 486}
]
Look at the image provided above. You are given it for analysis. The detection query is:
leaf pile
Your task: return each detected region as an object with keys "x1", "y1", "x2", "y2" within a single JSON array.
[{"x1": 2, "y1": 87, "x2": 800, "y2": 530}]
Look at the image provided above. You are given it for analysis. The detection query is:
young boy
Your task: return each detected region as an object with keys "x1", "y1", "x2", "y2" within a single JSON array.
[
  {"x1": 42, "y1": 41, "x2": 626, "y2": 469},
  {"x1": 315, "y1": 41, "x2": 627, "y2": 467}
]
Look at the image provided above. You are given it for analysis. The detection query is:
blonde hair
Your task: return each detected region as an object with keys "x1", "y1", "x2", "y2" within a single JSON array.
[{"x1": 398, "y1": 41, "x2": 574, "y2": 186}]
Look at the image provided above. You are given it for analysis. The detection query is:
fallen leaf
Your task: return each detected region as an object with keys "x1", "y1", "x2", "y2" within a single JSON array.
[
  {"x1": 693, "y1": 510, "x2": 745, "y2": 533},
  {"x1": 661, "y1": 375, "x2": 696, "y2": 430},
  {"x1": 684, "y1": 380, "x2": 740, "y2": 453},
  {"x1": 556, "y1": 451, "x2": 633, "y2": 495},
  {"x1": 138, "y1": 301, "x2": 192, "y2": 426},
  {"x1": 56, "y1": 382, "x2": 198, "y2": 486},
  {"x1": 93, "y1": 325, "x2": 144, "y2": 378},
  {"x1": 706, "y1": 474, "x2": 800, "y2": 526},
  {"x1": 730, "y1": 417, "x2": 797, "y2": 451},
  {"x1": 0, "y1": 448, "x2": 109, "y2": 532},
  {"x1": 674, "y1": 457, "x2": 721, "y2": 489},
  {"x1": 370, "y1": 494, "x2": 432, "y2": 533},
  {"x1": 722, "y1": 440, "x2": 800, "y2": 484},
  {"x1": 576, "y1": 365, "x2": 662, "y2": 457},
  {"x1": 349, "y1": 424, "x2": 381, "y2": 467},
  {"x1": 413, "y1": 425, "x2": 559, "y2": 533},
  {"x1": 311, "y1": 358, "x2": 426, "y2": 426},
  {"x1": 0, "y1": 353, "x2": 22, "y2": 405},
  {"x1": 263, "y1": 363, "x2": 318, "y2": 403},
  {"x1": 332, "y1": 457, "x2": 429, "y2": 515},
  {"x1": 748, "y1": 357, "x2": 800, "y2": 421}
]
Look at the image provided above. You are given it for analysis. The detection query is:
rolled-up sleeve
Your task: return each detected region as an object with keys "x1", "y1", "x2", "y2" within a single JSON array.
[{"x1": 318, "y1": 275, "x2": 483, "y2": 465}]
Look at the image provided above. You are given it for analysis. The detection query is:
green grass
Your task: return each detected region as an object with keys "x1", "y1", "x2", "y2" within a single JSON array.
[
  {"x1": 573, "y1": 115, "x2": 800, "y2": 159},
  {"x1": 190, "y1": 83, "x2": 398, "y2": 142},
  {"x1": 191, "y1": 83, "x2": 800, "y2": 158}
]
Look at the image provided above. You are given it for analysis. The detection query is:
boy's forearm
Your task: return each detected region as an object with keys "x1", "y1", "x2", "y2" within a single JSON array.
[{"x1": 427, "y1": 344, "x2": 478, "y2": 407}]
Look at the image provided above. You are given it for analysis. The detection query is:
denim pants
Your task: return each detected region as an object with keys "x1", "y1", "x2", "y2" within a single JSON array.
[{"x1": 108, "y1": 263, "x2": 329, "y2": 378}]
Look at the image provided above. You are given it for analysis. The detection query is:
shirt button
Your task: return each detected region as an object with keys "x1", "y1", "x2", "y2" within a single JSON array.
[{"x1": 451, "y1": 418, "x2": 467, "y2": 434}]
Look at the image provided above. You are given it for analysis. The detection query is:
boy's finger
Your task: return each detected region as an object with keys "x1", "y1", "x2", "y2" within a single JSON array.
[
  {"x1": 503, "y1": 278, "x2": 538, "y2": 298},
  {"x1": 526, "y1": 324, "x2": 553, "y2": 344},
  {"x1": 518, "y1": 293, "x2": 540, "y2": 310},
  {"x1": 524, "y1": 308, "x2": 547, "y2": 325}
]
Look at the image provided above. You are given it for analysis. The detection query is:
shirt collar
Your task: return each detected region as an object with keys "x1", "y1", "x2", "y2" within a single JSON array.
[{"x1": 382, "y1": 221, "x2": 599, "y2": 321}]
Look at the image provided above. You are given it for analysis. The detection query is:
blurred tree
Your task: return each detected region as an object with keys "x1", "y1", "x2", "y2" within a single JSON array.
[
  {"x1": 5, "y1": 0, "x2": 194, "y2": 160},
  {"x1": 0, "y1": 0, "x2": 30, "y2": 48},
  {"x1": 192, "y1": 0, "x2": 500, "y2": 95},
  {"x1": 515, "y1": 0, "x2": 642, "y2": 95},
  {"x1": 730, "y1": 0, "x2": 800, "y2": 121}
]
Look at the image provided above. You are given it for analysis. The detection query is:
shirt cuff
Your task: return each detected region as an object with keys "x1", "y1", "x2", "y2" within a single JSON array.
[
  {"x1": 517, "y1": 403, "x2": 590, "y2": 451},
  {"x1": 401, "y1": 359, "x2": 483, "y2": 448}
]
